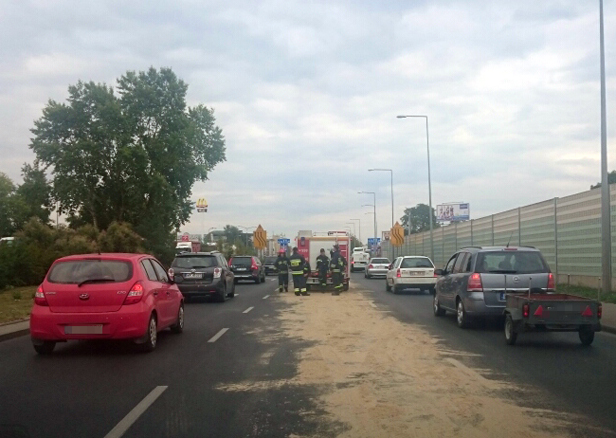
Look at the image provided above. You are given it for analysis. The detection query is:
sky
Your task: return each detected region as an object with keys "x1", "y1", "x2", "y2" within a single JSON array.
[{"x1": 1, "y1": 0, "x2": 615, "y2": 243}]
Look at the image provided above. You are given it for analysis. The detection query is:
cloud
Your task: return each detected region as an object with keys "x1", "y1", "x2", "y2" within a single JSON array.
[{"x1": 1, "y1": 0, "x2": 615, "y2": 244}]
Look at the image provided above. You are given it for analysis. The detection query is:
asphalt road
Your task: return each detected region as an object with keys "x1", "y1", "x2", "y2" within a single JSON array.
[
  {"x1": 354, "y1": 272, "x2": 616, "y2": 437},
  {"x1": 0, "y1": 276, "x2": 340, "y2": 438},
  {"x1": 2, "y1": 273, "x2": 616, "y2": 437}
]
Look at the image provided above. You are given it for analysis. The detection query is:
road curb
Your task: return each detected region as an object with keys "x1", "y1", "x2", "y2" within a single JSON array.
[
  {"x1": 0, "y1": 319, "x2": 29, "y2": 343},
  {"x1": 602, "y1": 324, "x2": 616, "y2": 335}
]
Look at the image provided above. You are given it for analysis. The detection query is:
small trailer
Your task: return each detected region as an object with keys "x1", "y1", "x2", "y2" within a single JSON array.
[{"x1": 504, "y1": 292, "x2": 602, "y2": 346}]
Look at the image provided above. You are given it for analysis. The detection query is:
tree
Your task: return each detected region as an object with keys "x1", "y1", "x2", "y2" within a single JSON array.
[
  {"x1": 400, "y1": 203, "x2": 440, "y2": 235},
  {"x1": 591, "y1": 170, "x2": 616, "y2": 189},
  {"x1": 223, "y1": 225, "x2": 242, "y2": 244},
  {"x1": 14, "y1": 162, "x2": 52, "y2": 226},
  {"x1": 29, "y1": 67, "x2": 226, "y2": 257},
  {"x1": 0, "y1": 173, "x2": 15, "y2": 236}
]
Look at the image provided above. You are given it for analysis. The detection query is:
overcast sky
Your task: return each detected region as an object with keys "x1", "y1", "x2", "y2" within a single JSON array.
[{"x1": 1, "y1": 1, "x2": 615, "y2": 242}]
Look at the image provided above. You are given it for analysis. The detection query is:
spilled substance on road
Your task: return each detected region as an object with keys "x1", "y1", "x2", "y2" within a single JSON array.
[{"x1": 217, "y1": 286, "x2": 611, "y2": 438}]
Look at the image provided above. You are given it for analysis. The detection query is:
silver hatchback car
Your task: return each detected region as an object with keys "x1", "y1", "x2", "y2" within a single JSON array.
[
  {"x1": 433, "y1": 246, "x2": 555, "y2": 328},
  {"x1": 365, "y1": 257, "x2": 390, "y2": 278}
]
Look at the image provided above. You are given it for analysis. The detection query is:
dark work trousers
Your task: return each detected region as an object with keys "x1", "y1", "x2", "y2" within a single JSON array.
[
  {"x1": 292, "y1": 272, "x2": 306, "y2": 294},
  {"x1": 318, "y1": 269, "x2": 328, "y2": 287},
  {"x1": 278, "y1": 272, "x2": 289, "y2": 291},
  {"x1": 332, "y1": 271, "x2": 343, "y2": 292}
]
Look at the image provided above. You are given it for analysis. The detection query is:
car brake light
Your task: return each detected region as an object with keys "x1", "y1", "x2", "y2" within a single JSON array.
[
  {"x1": 533, "y1": 305, "x2": 544, "y2": 317},
  {"x1": 598, "y1": 304, "x2": 602, "y2": 319},
  {"x1": 467, "y1": 273, "x2": 483, "y2": 292},
  {"x1": 396, "y1": 269, "x2": 401, "y2": 278},
  {"x1": 368, "y1": 264, "x2": 374, "y2": 269},
  {"x1": 124, "y1": 282, "x2": 144, "y2": 305},
  {"x1": 581, "y1": 306, "x2": 593, "y2": 317},
  {"x1": 547, "y1": 273, "x2": 555, "y2": 290},
  {"x1": 34, "y1": 284, "x2": 48, "y2": 306},
  {"x1": 523, "y1": 303, "x2": 530, "y2": 318},
  {"x1": 213, "y1": 267, "x2": 222, "y2": 279}
]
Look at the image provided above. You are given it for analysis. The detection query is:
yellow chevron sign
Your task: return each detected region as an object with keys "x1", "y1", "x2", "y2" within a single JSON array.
[
  {"x1": 390, "y1": 221, "x2": 405, "y2": 247},
  {"x1": 196, "y1": 198, "x2": 208, "y2": 213},
  {"x1": 253, "y1": 225, "x2": 267, "y2": 249}
]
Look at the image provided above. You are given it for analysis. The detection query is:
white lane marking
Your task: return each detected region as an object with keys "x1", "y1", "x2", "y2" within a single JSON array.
[
  {"x1": 234, "y1": 294, "x2": 239, "y2": 297},
  {"x1": 243, "y1": 306, "x2": 254, "y2": 314},
  {"x1": 370, "y1": 302, "x2": 377, "y2": 308},
  {"x1": 208, "y1": 328, "x2": 229, "y2": 343},
  {"x1": 263, "y1": 295, "x2": 270, "y2": 300},
  {"x1": 104, "y1": 386, "x2": 167, "y2": 438}
]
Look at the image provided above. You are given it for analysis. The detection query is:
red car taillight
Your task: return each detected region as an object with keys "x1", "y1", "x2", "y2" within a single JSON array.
[
  {"x1": 467, "y1": 273, "x2": 483, "y2": 292},
  {"x1": 123, "y1": 282, "x2": 144, "y2": 305},
  {"x1": 368, "y1": 264, "x2": 374, "y2": 269},
  {"x1": 396, "y1": 269, "x2": 401, "y2": 278},
  {"x1": 213, "y1": 267, "x2": 222, "y2": 279},
  {"x1": 34, "y1": 284, "x2": 48, "y2": 306},
  {"x1": 547, "y1": 273, "x2": 555, "y2": 290},
  {"x1": 598, "y1": 304, "x2": 603, "y2": 319},
  {"x1": 523, "y1": 303, "x2": 530, "y2": 318}
]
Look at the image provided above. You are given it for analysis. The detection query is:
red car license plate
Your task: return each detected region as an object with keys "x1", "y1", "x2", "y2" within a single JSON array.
[{"x1": 65, "y1": 325, "x2": 103, "y2": 335}]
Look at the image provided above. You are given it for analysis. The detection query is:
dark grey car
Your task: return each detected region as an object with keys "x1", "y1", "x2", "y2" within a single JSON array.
[
  {"x1": 170, "y1": 252, "x2": 235, "y2": 302},
  {"x1": 433, "y1": 246, "x2": 555, "y2": 328}
]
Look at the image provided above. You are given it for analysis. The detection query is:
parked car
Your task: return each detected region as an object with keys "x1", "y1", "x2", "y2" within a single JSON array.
[
  {"x1": 30, "y1": 253, "x2": 184, "y2": 355},
  {"x1": 229, "y1": 255, "x2": 265, "y2": 284},
  {"x1": 386, "y1": 256, "x2": 436, "y2": 294},
  {"x1": 263, "y1": 256, "x2": 278, "y2": 275},
  {"x1": 433, "y1": 246, "x2": 555, "y2": 328},
  {"x1": 170, "y1": 251, "x2": 235, "y2": 303},
  {"x1": 365, "y1": 257, "x2": 390, "y2": 279}
]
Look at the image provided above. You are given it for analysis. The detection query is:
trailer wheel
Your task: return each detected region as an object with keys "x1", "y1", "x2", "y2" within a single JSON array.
[
  {"x1": 579, "y1": 328, "x2": 595, "y2": 346},
  {"x1": 504, "y1": 314, "x2": 517, "y2": 345}
]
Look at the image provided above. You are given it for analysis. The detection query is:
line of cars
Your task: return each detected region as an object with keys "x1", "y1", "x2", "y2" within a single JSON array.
[
  {"x1": 360, "y1": 246, "x2": 601, "y2": 345},
  {"x1": 29, "y1": 251, "x2": 268, "y2": 355}
]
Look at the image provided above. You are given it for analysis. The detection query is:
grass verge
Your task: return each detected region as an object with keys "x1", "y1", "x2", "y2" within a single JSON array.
[
  {"x1": 0, "y1": 286, "x2": 35, "y2": 324},
  {"x1": 557, "y1": 283, "x2": 616, "y2": 304}
]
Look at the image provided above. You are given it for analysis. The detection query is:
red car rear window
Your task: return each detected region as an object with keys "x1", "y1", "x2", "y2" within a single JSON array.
[{"x1": 48, "y1": 260, "x2": 133, "y2": 284}]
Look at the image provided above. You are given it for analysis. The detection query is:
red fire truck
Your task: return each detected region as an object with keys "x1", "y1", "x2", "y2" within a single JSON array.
[{"x1": 294, "y1": 230, "x2": 351, "y2": 291}]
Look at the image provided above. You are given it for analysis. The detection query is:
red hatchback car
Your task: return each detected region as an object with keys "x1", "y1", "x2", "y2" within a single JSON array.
[{"x1": 30, "y1": 253, "x2": 184, "y2": 354}]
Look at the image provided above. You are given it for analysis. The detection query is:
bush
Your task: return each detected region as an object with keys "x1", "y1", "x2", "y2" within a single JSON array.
[{"x1": 12, "y1": 290, "x2": 21, "y2": 300}]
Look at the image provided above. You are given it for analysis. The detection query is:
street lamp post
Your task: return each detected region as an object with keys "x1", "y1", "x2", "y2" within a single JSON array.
[
  {"x1": 600, "y1": 0, "x2": 612, "y2": 293},
  {"x1": 350, "y1": 218, "x2": 361, "y2": 244},
  {"x1": 346, "y1": 222, "x2": 356, "y2": 238},
  {"x1": 368, "y1": 169, "x2": 394, "y2": 228},
  {"x1": 359, "y1": 191, "x2": 377, "y2": 241},
  {"x1": 397, "y1": 115, "x2": 434, "y2": 261}
]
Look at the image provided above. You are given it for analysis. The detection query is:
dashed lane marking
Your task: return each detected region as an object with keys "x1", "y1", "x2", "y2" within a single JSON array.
[
  {"x1": 243, "y1": 306, "x2": 254, "y2": 314},
  {"x1": 104, "y1": 386, "x2": 167, "y2": 438},
  {"x1": 208, "y1": 328, "x2": 229, "y2": 343},
  {"x1": 263, "y1": 295, "x2": 270, "y2": 299}
]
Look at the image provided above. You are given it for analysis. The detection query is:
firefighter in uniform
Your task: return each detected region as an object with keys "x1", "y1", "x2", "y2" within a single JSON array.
[
  {"x1": 274, "y1": 249, "x2": 290, "y2": 292},
  {"x1": 330, "y1": 244, "x2": 347, "y2": 295},
  {"x1": 303, "y1": 257, "x2": 312, "y2": 295},
  {"x1": 289, "y1": 247, "x2": 308, "y2": 296},
  {"x1": 316, "y1": 248, "x2": 330, "y2": 289}
]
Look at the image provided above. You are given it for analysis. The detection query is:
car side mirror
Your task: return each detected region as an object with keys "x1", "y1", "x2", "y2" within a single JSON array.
[
  {"x1": 434, "y1": 268, "x2": 444, "y2": 276},
  {"x1": 174, "y1": 275, "x2": 184, "y2": 284}
]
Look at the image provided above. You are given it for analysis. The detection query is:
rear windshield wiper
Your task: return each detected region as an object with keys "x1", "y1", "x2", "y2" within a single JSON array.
[{"x1": 78, "y1": 278, "x2": 115, "y2": 287}]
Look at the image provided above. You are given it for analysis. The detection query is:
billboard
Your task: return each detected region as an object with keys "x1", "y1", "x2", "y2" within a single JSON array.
[
  {"x1": 382, "y1": 231, "x2": 390, "y2": 241},
  {"x1": 437, "y1": 203, "x2": 470, "y2": 222}
]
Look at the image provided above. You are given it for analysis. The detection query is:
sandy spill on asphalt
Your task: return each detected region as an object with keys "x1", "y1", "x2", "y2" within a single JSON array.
[{"x1": 219, "y1": 285, "x2": 602, "y2": 438}]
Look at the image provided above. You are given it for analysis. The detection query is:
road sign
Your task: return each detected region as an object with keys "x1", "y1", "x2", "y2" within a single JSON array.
[
  {"x1": 253, "y1": 225, "x2": 267, "y2": 250},
  {"x1": 390, "y1": 222, "x2": 405, "y2": 247},
  {"x1": 367, "y1": 238, "x2": 381, "y2": 245}
]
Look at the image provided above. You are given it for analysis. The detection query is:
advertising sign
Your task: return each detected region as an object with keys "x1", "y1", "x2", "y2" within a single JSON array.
[
  {"x1": 437, "y1": 203, "x2": 470, "y2": 222},
  {"x1": 382, "y1": 231, "x2": 390, "y2": 241}
]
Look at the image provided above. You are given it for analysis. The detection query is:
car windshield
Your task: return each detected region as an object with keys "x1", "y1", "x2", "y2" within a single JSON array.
[
  {"x1": 400, "y1": 258, "x2": 434, "y2": 269},
  {"x1": 231, "y1": 257, "x2": 252, "y2": 266},
  {"x1": 476, "y1": 251, "x2": 548, "y2": 274},
  {"x1": 172, "y1": 256, "x2": 217, "y2": 269},
  {"x1": 372, "y1": 259, "x2": 389, "y2": 264},
  {"x1": 48, "y1": 260, "x2": 133, "y2": 284}
]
